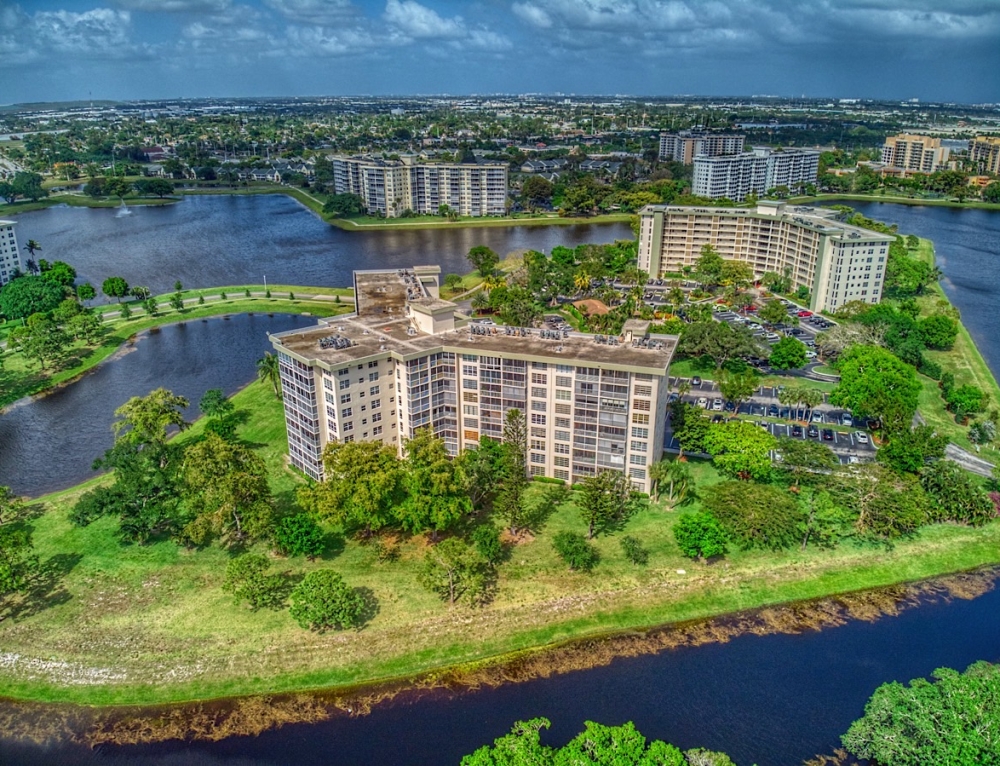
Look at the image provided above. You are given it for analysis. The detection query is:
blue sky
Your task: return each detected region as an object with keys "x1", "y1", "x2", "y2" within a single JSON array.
[{"x1": 2, "y1": 0, "x2": 999, "y2": 104}]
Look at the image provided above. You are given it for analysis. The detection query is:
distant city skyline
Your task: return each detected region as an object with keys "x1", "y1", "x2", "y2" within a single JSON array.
[{"x1": 2, "y1": 0, "x2": 999, "y2": 105}]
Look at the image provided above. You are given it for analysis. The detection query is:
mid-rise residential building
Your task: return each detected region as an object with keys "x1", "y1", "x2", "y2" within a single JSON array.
[
  {"x1": 269, "y1": 266, "x2": 676, "y2": 493},
  {"x1": 637, "y1": 201, "x2": 895, "y2": 313},
  {"x1": 969, "y1": 136, "x2": 1000, "y2": 175},
  {"x1": 330, "y1": 155, "x2": 508, "y2": 218},
  {"x1": 881, "y1": 134, "x2": 950, "y2": 173},
  {"x1": 0, "y1": 220, "x2": 22, "y2": 287},
  {"x1": 692, "y1": 148, "x2": 820, "y2": 201},
  {"x1": 658, "y1": 130, "x2": 745, "y2": 164}
]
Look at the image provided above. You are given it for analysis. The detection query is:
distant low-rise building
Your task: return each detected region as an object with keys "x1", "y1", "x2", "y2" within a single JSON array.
[
  {"x1": 658, "y1": 130, "x2": 745, "y2": 164},
  {"x1": 0, "y1": 219, "x2": 22, "y2": 286},
  {"x1": 881, "y1": 134, "x2": 950, "y2": 173},
  {"x1": 330, "y1": 155, "x2": 508, "y2": 218},
  {"x1": 969, "y1": 136, "x2": 1000, "y2": 175},
  {"x1": 692, "y1": 148, "x2": 819, "y2": 201},
  {"x1": 637, "y1": 201, "x2": 893, "y2": 313}
]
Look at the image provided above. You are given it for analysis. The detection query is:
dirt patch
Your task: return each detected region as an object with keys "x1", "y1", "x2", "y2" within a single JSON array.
[{"x1": 572, "y1": 299, "x2": 610, "y2": 316}]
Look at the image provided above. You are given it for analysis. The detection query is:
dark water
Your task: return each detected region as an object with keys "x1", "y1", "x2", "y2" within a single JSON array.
[
  {"x1": 10, "y1": 195, "x2": 633, "y2": 296},
  {"x1": 0, "y1": 313, "x2": 313, "y2": 496},
  {"x1": 828, "y1": 201, "x2": 1000, "y2": 374},
  {"x1": 1, "y1": 583, "x2": 999, "y2": 766}
]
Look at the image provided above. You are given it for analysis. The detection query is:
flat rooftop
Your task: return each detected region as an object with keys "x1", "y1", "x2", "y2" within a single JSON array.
[
  {"x1": 272, "y1": 312, "x2": 676, "y2": 373},
  {"x1": 353, "y1": 268, "x2": 427, "y2": 318}
]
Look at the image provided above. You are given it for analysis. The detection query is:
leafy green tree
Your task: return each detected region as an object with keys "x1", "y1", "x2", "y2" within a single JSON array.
[
  {"x1": 8, "y1": 313, "x2": 69, "y2": 370},
  {"x1": 76, "y1": 282, "x2": 96, "y2": 302},
  {"x1": 471, "y1": 523, "x2": 504, "y2": 565},
  {"x1": 694, "y1": 244, "x2": 724, "y2": 286},
  {"x1": 552, "y1": 531, "x2": 599, "y2": 572},
  {"x1": 495, "y1": 409, "x2": 529, "y2": 534},
  {"x1": 919, "y1": 460, "x2": 995, "y2": 526},
  {"x1": 101, "y1": 276, "x2": 130, "y2": 303},
  {"x1": 462, "y1": 718, "x2": 555, "y2": 765},
  {"x1": 497, "y1": 286, "x2": 542, "y2": 328},
  {"x1": 704, "y1": 420, "x2": 776, "y2": 481},
  {"x1": 119, "y1": 302, "x2": 132, "y2": 320},
  {"x1": 769, "y1": 336, "x2": 808, "y2": 370},
  {"x1": 289, "y1": 570, "x2": 366, "y2": 631},
  {"x1": 946, "y1": 384, "x2": 987, "y2": 423},
  {"x1": 274, "y1": 513, "x2": 326, "y2": 559},
  {"x1": 199, "y1": 388, "x2": 234, "y2": 420},
  {"x1": 842, "y1": 661, "x2": 1000, "y2": 766},
  {"x1": 670, "y1": 401, "x2": 711, "y2": 456},
  {"x1": 702, "y1": 481, "x2": 803, "y2": 550},
  {"x1": 679, "y1": 321, "x2": 762, "y2": 369},
  {"x1": 578, "y1": 469, "x2": 638, "y2": 538},
  {"x1": 419, "y1": 537, "x2": 491, "y2": 606},
  {"x1": 169, "y1": 292, "x2": 184, "y2": 311},
  {"x1": 683, "y1": 749, "x2": 736, "y2": 766},
  {"x1": 831, "y1": 345, "x2": 921, "y2": 434},
  {"x1": 0, "y1": 487, "x2": 39, "y2": 607},
  {"x1": 673, "y1": 511, "x2": 728, "y2": 560},
  {"x1": 983, "y1": 182, "x2": 1000, "y2": 204},
  {"x1": 180, "y1": 433, "x2": 274, "y2": 547},
  {"x1": 831, "y1": 463, "x2": 928, "y2": 542},
  {"x1": 877, "y1": 425, "x2": 947, "y2": 474},
  {"x1": 649, "y1": 458, "x2": 694, "y2": 506},
  {"x1": 458, "y1": 436, "x2": 506, "y2": 510},
  {"x1": 222, "y1": 553, "x2": 285, "y2": 610},
  {"x1": 556, "y1": 721, "x2": 686, "y2": 766},
  {"x1": 0, "y1": 275, "x2": 65, "y2": 320},
  {"x1": 468, "y1": 245, "x2": 500, "y2": 278},
  {"x1": 759, "y1": 298, "x2": 789, "y2": 326},
  {"x1": 39, "y1": 260, "x2": 77, "y2": 287},
  {"x1": 444, "y1": 273, "x2": 463, "y2": 289},
  {"x1": 717, "y1": 368, "x2": 758, "y2": 411},
  {"x1": 10, "y1": 171, "x2": 46, "y2": 202},
  {"x1": 323, "y1": 192, "x2": 366, "y2": 217},
  {"x1": 256, "y1": 352, "x2": 282, "y2": 398},
  {"x1": 521, "y1": 176, "x2": 554, "y2": 208},
  {"x1": 300, "y1": 441, "x2": 404, "y2": 536},
  {"x1": 66, "y1": 310, "x2": 104, "y2": 345},
  {"x1": 918, "y1": 314, "x2": 958, "y2": 350},
  {"x1": 619, "y1": 535, "x2": 649, "y2": 565},
  {"x1": 400, "y1": 428, "x2": 472, "y2": 538}
]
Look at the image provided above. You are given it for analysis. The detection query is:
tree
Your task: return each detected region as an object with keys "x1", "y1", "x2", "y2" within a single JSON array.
[
  {"x1": 102, "y1": 276, "x2": 130, "y2": 303},
  {"x1": 759, "y1": 298, "x2": 789, "y2": 326},
  {"x1": 918, "y1": 314, "x2": 958, "y2": 350},
  {"x1": 0, "y1": 276, "x2": 65, "y2": 321},
  {"x1": 400, "y1": 428, "x2": 472, "y2": 538},
  {"x1": 556, "y1": 721, "x2": 686, "y2": 766},
  {"x1": 9, "y1": 313, "x2": 69, "y2": 370},
  {"x1": 768, "y1": 336, "x2": 808, "y2": 370},
  {"x1": 444, "y1": 273, "x2": 463, "y2": 289},
  {"x1": 695, "y1": 244, "x2": 724, "y2": 286},
  {"x1": 704, "y1": 420, "x2": 776, "y2": 481},
  {"x1": 497, "y1": 286, "x2": 542, "y2": 328},
  {"x1": 946, "y1": 384, "x2": 987, "y2": 423},
  {"x1": 461, "y1": 717, "x2": 555, "y2": 766},
  {"x1": 40, "y1": 260, "x2": 76, "y2": 287},
  {"x1": 670, "y1": 401, "x2": 712, "y2": 456},
  {"x1": 831, "y1": 463, "x2": 928, "y2": 542},
  {"x1": 66, "y1": 309, "x2": 104, "y2": 345},
  {"x1": 521, "y1": 176, "x2": 553, "y2": 208},
  {"x1": 180, "y1": 433, "x2": 274, "y2": 547},
  {"x1": 552, "y1": 531, "x2": 599, "y2": 572},
  {"x1": 274, "y1": 513, "x2": 326, "y2": 559},
  {"x1": 23, "y1": 239, "x2": 42, "y2": 260},
  {"x1": 619, "y1": 535, "x2": 649, "y2": 565},
  {"x1": 578, "y1": 470, "x2": 638, "y2": 538},
  {"x1": 983, "y1": 182, "x2": 1000, "y2": 204},
  {"x1": 300, "y1": 441, "x2": 404, "y2": 536},
  {"x1": 0, "y1": 487, "x2": 39, "y2": 607},
  {"x1": 673, "y1": 512, "x2": 728, "y2": 561},
  {"x1": 10, "y1": 172, "x2": 46, "y2": 202},
  {"x1": 419, "y1": 537, "x2": 490, "y2": 606},
  {"x1": 842, "y1": 662, "x2": 1000, "y2": 766},
  {"x1": 471, "y1": 523, "x2": 504, "y2": 565},
  {"x1": 169, "y1": 292, "x2": 184, "y2": 311},
  {"x1": 199, "y1": 388, "x2": 234, "y2": 420},
  {"x1": 130, "y1": 285, "x2": 151, "y2": 300},
  {"x1": 877, "y1": 425, "x2": 947, "y2": 474},
  {"x1": 495, "y1": 409, "x2": 528, "y2": 534},
  {"x1": 113, "y1": 387, "x2": 189, "y2": 446},
  {"x1": 76, "y1": 282, "x2": 96, "y2": 302},
  {"x1": 289, "y1": 570, "x2": 366, "y2": 631},
  {"x1": 679, "y1": 321, "x2": 762, "y2": 369},
  {"x1": 702, "y1": 481, "x2": 803, "y2": 550},
  {"x1": 919, "y1": 460, "x2": 995, "y2": 526},
  {"x1": 649, "y1": 458, "x2": 694, "y2": 506},
  {"x1": 830, "y1": 345, "x2": 921, "y2": 434},
  {"x1": 119, "y1": 302, "x2": 132, "y2": 320},
  {"x1": 468, "y1": 245, "x2": 500, "y2": 278},
  {"x1": 717, "y1": 368, "x2": 758, "y2": 412},
  {"x1": 256, "y1": 352, "x2": 282, "y2": 398},
  {"x1": 775, "y1": 437, "x2": 838, "y2": 485},
  {"x1": 457, "y1": 436, "x2": 506, "y2": 510},
  {"x1": 222, "y1": 553, "x2": 285, "y2": 611}
]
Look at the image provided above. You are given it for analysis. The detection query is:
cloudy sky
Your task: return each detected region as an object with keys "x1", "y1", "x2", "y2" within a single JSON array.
[{"x1": 2, "y1": 0, "x2": 998, "y2": 104}]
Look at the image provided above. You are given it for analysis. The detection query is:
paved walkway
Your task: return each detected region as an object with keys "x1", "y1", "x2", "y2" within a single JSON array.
[{"x1": 96, "y1": 290, "x2": 354, "y2": 321}]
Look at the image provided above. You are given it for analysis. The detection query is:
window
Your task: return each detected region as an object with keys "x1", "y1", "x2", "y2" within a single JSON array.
[
  {"x1": 463, "y1": 391, "x2": 478, "y2": 403},
  {"x1": 555, "y1": 389, "x2": 571, "y2": 401},
  {"x1": 463, "y1": 365, "x2": 478, "y2": 377},
  {"x1": 556, "y1": 375, "x2": 572, "y2": 388},
  {"x1": 372, "y1": 412, "x2": 382, "y2": 423},
  {"x1": 371, "y1": 399, "x2": 381, "y2": 409},
  {"x1": 629, "y1": 467, "x2": 646, "y2": 480},
  {"x1": 531, "y1": 427, "x2": 546, "y2": 438},
  {"x1": 342, "y1": 407, "x2": 352, "y2": 418},
  {"x1": 555, "y1": 417, "x2": 570, "y2": 429},
  {"x1": 343, "y1": 435, "x2": 354, "y2": 443},
  {"x1": 369, "y1": 372, "x2": 379, "y2": 382},
  {"x1": 554, "y1": 429, "x2": 570, "y2": 441},
  {"x1": 531, "y1": 373, "x2": 548, "y2": 385},
  {"x1": 462, "y1": 354, "x2": 478, "y2": 362},
  {"x1": 531, "y1": 453, "x2": 546, "y2": 464},
  {"x1": 554, "y1": 456, "x2": 569, "y2": 467},
  {"x1": 554, "y1": 469, "x2": 570, "y2": 480},
  {"x1": 463, "y1": 405, "x2": 478, "y2": 416},
  {"x1": 531, "y1": 413, "x2": 547, "y2": 425},
  {"x1": 632, "y1": 413, "x2": 649, "y2": 425},
  {"x1": 631, "y1": 426, "x2": 649, "y2": 439},
  {"x1": 340, "y1": 393, "x2": 351, "y2": 404},
  {"x1": 463, "y1": 379, "x2": 478, "y2": 389},
  {"x1": 633, "y1": 399, "x2": 650, "y2": 411},
  {"x1": 629, "y1": 454, "x2": 646, "y2": 466},
  {"x1": 373, "y1": 425, "x2": 383, "y2": 436},
  {"x1": 531, "y1": 362, "x2": 548, "y2": 370},
  {"x1": 370, "y1": 386, "x2": 380, "y2": 396},
  {"x1": 368, "y1": 360, "x2": 379, "y2": 368},
  {"x1": 554, "y1": 443, "x2": 569, "y2": 454},
  {"x1": 530, "y1": 465, "x2": 546, "y2": 476},
  {"x1": 630, "y1": 441, "x2": 647, "y2": 452},
  {"x1": 343, "y1": 421, "x2": 354, "y2": 432},
  {"x1": 338, "y1": 368, "x2": 349, "y2": 376},
  {"x1": 531, "y1": 387, "x2": 547, "y2": 399},
  {"x1": 531, "y1": 400, "x2": 547, "y2": 412},
  {"x1": 634, "y1": 385, "x2": 652, "y2": 397},
  {"x1": 530, "y1": 440, "x2": 546, "y2": 451},
  {"x1": 339, "y1": 379, "x2": 350, "y2": 391},
  {"x1": 555, "y1": 403, "x2": 571, "y2": 415}
]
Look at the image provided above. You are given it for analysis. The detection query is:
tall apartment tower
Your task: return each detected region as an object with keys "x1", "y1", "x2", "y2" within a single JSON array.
[
  {"x1": 659, "y1": 130, "x2": 745, "y2": 164},
  {"x1": 881, "y1": 134, "x2": 950, "y2": 173},
  {"x1": 692, "y1": 148, "x2": 820, "y2": 201},
  {"x1": 969, "y1": 136, "x2": 1000, "y2": 175},
  {"x1": 0, "y1": 220, "x2": 22, "y2": 287},
  {"x1": 330, "y1": 155, "x2": 508, "y2": 218},
  {"x1": 637, "y1": 201, "x2": 894, "y2": 313},
  {"x1": 269, "y1": 267, "x2": 676, "y2": 494}
]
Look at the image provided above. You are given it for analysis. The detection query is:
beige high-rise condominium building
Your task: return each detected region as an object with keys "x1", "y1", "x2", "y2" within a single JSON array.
[
  {"x1": 269, "y1": 267, "x2": 676, "y2": 494},
  {"x1": 659, "y1": 131, "x2": 746, "y2": 164},
  {"x1": 637, "y1": 201, "x2": 895, "y2": 313},
  {"x1": 0, "y1": 220, "x2": 22, "y2": 286},
  {"x1": 969, "y1": 136, "x2": 1000, "y2": 175},
  {"x1": 330, "y1": 155, "x2": 508, "y2": 218},
  {"x1": 881, "y1": 134, "x2": 950, "y2": 173}
]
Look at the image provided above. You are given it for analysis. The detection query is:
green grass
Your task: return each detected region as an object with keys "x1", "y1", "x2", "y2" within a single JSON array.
[{"x1": 5, "y1": 383, "x2": 1000, "y2": 706}]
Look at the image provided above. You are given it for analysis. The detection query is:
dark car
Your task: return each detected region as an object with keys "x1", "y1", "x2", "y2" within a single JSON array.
[
  {"x1": 792, "y1": 424, "x2": 804, "y2": 438},
  {"x1": 807, "y1": 425, "x2": 820, "y2": 438},
  {"x1": 691, "y1": 376, "x2": 702, "y2": 386},
  {"x1": 711, "y1": 414, "x2": 724, "y2": 424},
  {"x1": 768, "y1": 404, "x2": 779, "y2": 417},
  {"x1": 822, "y1": 428, "x2": 835, "y2": 441}
]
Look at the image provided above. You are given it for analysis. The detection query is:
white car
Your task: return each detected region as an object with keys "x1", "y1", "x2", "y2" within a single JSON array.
[
  {"x1": 855, "y1": 431, "x2": 869, "y2": 445},
  {"x1": 812, "y1": 411, "x2": 824, "y2": 423},
  {"x1": 712, "y1": 398, "x2": 723, "y2": 411},
  {"x1": 842, "y1": 413, "x2": 854, "y2": 426},
  {"x1": 697, "y1": 397, "x2": 709, "y2": 408},
  {"x1": 805, "y1": 350, "x2": 818, "y2": 359}
]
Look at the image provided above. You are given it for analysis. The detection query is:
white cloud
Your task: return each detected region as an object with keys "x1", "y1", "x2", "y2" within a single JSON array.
[
  {"x1": 512, "y1": 3, "x2": 552, "y2": 28},
  {"x1": 0, "y1": 6, "x2": 147, "y2": 63},
  {"x1": 263, "y1": 0, "x2": 357, "y2": 25},
  {"x1": 112, "y1": 0, "x2": 231, "y2": 11},
  {"x1": 383, "y1": 0, "x2": 465, "y2": 39}
]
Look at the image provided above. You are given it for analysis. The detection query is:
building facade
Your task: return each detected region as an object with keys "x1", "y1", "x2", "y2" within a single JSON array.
[
  {"x1": 969, "y1": 136, "x2": 1000, "y2": 175},
  {"x1": 330, "y1": 155, "x2": 508, "y2": 218},
  {"x1": 637, "y1": 201, "x2": 895, "y2": 313},
  {"x1": 692, "y1": 149, "x2": 820, "y2": 201},
  {"x1": 881, "y1": 134, "x2": 950, "y2": 173},
  {"x1": 658, "y1": 131, "x2": 745, "y2": 164},
  {"x1": 0, "y1": 220, "x2": 22, "y2": 287},
  {"x1": 270, "y1": 267, "x2": 676, "y2": 494}
]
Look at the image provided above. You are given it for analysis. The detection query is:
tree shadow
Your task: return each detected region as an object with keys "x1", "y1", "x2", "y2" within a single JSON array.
[
  {"x1": 353, "y1": 586, "x2": 380, "y2": 629},
  {"x1": 0, "y1": 552, "x2": 82, "y2": 623},
  {"x1": 267, "y1": 570, "x2": 304, "y2": 610},
  {"x1": 316, "y1": 532, "x2": 345, "y2": 561},
  {"x1": 521, "y1": 483, "x2": 570, "y2": 534}
]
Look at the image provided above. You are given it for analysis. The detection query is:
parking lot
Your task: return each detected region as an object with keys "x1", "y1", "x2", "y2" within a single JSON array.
[
  {"x1": 665, "y1": 376, "x2": 877, "y2": 465},
  {"x1": 711, "y1": 300, "x2": 836, "y2": 353}
]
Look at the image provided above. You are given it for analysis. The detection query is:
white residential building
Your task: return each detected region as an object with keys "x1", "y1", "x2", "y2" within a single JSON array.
[
  {"x1": 330, "y1": 155, "x2": 508, "y2": 218},
  {"x1": 658, "y1": 131, "x2": 746, "y2": 164},
  {"x1": 692, "y1": 148, "x2": 820, "y2": 201},
  {"x1": 0, "y1": 220, "x2": 22, "y2": 287},
  {"x1": 637, "y1": 201, "x2": 895, "y2": 313},
  {"x1": 269, "y1": 267, "x2": 676, "y2": 494}
]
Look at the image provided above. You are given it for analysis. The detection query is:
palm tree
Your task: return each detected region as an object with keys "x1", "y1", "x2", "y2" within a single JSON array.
[
  {"x1": 24, "y1": 239, "x2": 41, "y2": 259},
  {"x1": 256, "y1": 352, "x2": 282, "y2": 399},
  {"x1": 652, "y1": 459, "x2": 694, "y2": 507}
]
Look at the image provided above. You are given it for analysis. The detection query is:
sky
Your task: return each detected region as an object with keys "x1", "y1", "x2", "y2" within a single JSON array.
[{"x1": 1, "y1": 0, "x2": 999, "y2": 104}]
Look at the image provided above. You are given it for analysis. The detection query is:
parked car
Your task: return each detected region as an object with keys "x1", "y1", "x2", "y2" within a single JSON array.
[
  {"x1": 697, "y1": 397, "x2": 709, "y2": 408},
  {"x1": 805, "y1": 350, "x2": 818, "y2": 359},
  {"x1": 712, "y1": 398, "x2": 723, "y2": 411},
  {"x1": 812, "y1": 411, "x2": 824, "y2": 423},
  {"x1": 807, "y1": 425, "x2": 820, "y2": 438},
  {"x1": 765, "y1": 333, "x2": 780, "y2": 342},
  {"x1": 855, "y1": 431, "x2": 869, "y2": 444},
  {"x1": 691, "y1": 376, "x2": 702, "y2": 386},
  {"x1": 797, "y1": 310, "x2": 813, "y2": 317},
  {"x1": 768, "y1": 404, "x2": 780, "y2": 417},
  {"x1": 822, "y1": 428, "x2": 834, "y2": 441},
  {"x1": 842, "y1": 413, "x2": 853, "y2": 426},
  {"x1": 792, "y1": 424, "x2": 804, "y2": 438}
]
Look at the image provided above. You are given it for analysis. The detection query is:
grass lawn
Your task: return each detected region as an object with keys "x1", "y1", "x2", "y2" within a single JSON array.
[{"x1": 4, "y1": 381, "x2": 1000, "y2": 706}]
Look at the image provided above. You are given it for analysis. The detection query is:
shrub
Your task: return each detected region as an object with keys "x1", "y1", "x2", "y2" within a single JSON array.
[
  {"x1": 552, "y1": 531, "x2": 599, "y2": 572},
  {"x1": 673, "y1": 512, "x2": 728, "y2": 560},
  {"x1": 470, "y1": 523, "x2": 503, "y2": 564},
  {"x1": 274, "y1": 513, "x2": 326, "y2": 559},
  {"x1": 288, "y1": 570, "x2": 365, "y2": 631},
  {"x1": 222, "y1": 554, "x2": 285, "y2": 611},
  {"x1": 619, "y1": 535, "x2": 649, "y2": 565}
]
